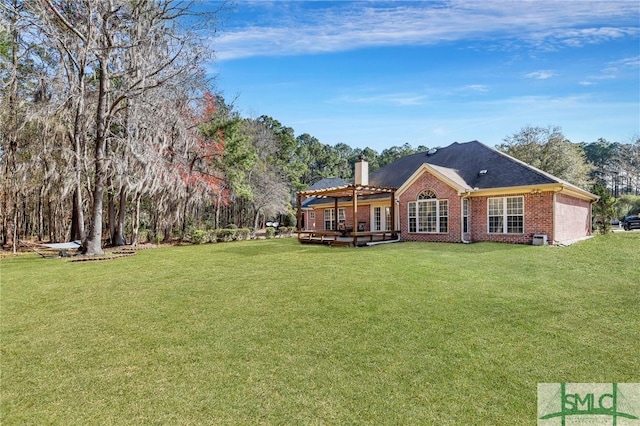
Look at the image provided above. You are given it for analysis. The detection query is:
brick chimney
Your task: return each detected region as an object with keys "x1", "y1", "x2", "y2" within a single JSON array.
[{"x1": 355, "y1": 155, "x2": 368, "y2": 186}]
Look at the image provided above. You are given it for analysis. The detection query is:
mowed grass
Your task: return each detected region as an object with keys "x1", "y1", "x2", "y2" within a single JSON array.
[{"x1": 1, "y1": 233, "x2": 639, "y2": 425}]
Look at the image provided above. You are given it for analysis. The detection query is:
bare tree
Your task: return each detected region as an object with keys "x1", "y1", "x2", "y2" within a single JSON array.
[
  {"x1": 243, "y1": 118, "x2": 291, "y2": 228},
  {"x1": 36, "y1": 0, "x2": 213, "y2": 254},
  {"x1": 0, "y1": 0, "x2": 59, "y2": 250},
  {"x1": 499, "y1": 125, "x2": 594, "y2": 189}
]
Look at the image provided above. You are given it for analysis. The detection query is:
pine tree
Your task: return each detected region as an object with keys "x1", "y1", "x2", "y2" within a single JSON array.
[{"x1": 592, "y1": 185, "x2": 617, "y2": 234}]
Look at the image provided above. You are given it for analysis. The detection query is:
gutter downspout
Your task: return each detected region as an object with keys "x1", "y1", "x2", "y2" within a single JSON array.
[{"x1": 552, "y1": 190, "x2": 556, "y2": 245}]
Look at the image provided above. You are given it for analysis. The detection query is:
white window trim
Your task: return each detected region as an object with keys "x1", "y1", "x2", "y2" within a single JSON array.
[
  {"x1": 487, "y1": 196, "x2": 524, "y2": 234},
  {"x1": 373, "y1": 207, "x2": 382, "y2": 231},
  {"x1": 372, "y1": 206, "x2": 391, "y2": 231},
  {"x1": 324, "y1": 209, "x2": 334, "y2": 230},
  {"x1": 385, "y1": 206, "x2": 391, "y2": 231},
  {"x1": 407, "y1": 199, "x2": 449, "y2": 234},
  {"x1": 324, "y1": 207, "x2": 346, "y2": 230},
  {"x1": 462, "y1": 199, "x2": 469, "y2": 233}
]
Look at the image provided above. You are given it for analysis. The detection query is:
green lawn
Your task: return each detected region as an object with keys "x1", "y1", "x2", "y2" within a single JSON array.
[{"x1": 1, "y1": 233, "x2": 639, "y2": 425}]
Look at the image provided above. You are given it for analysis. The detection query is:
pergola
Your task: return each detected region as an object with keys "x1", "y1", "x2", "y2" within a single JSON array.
[{"x1": 296, "y1": 183, "x2": 399, "y2": 246}]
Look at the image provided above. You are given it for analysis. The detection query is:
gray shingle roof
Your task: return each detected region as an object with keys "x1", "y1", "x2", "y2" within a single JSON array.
[
  {"x1": 306, "y1": 177, "x2": 349, "y2": 190},
  {"x1": 369, "y1": 140, "x2": 559, "y2": 190},
  {"x1": 301, "y1": 178, "x2": 349, "y2": 208}
]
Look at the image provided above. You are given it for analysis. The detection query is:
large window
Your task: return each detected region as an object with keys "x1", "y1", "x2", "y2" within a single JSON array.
[
  {"x1": 324, "y1": 208, "x2": 345, "y2": 230},
  {"x1": 488, "y1": 196, "x2": 523, "y2": 234},
  {"x1": 408, "y1": 190, "x2": 448, "y2": 233}
]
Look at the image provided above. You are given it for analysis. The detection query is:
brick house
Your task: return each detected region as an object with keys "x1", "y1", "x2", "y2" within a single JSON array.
[{"x1": 297, "y1": 141, "x2": 598, "y2": 245}]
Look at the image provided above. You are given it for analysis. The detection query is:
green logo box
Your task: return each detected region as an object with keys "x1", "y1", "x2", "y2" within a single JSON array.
[{"x1": 538, "y1": 383, "x2": 640, "y2": 425}]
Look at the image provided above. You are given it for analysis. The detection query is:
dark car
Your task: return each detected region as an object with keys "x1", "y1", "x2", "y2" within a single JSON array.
[{"x1": 622, "y1": 215, "x2": 640, "y2": 231}]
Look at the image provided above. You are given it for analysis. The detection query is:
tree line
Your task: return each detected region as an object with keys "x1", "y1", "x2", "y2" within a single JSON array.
[{"x1": 1, "y1": 1, "x2": 639, "y2": 254}]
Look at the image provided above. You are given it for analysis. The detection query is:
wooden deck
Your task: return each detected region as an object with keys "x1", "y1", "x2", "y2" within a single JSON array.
[{"x1": 297, "y1": 230, "x2": 400, "y2": 247}]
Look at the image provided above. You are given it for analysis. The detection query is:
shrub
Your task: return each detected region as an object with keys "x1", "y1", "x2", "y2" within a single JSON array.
[
  {"x1": 235, "y1": 228, "x2": 252, "y2": 241},
  {"x1": 265, "y1": 227, "x2": 276, "y2": 239},
  {"x1": 190, "y1": 229, "x2": 209, "y2": 244},
  {"x1": 277, "y1": 226, "x2": 292, "y2": 237},
  {"x1": 281, "y1": 212, "x2": 297, "y2": 228},
  {"x1": 216, "y1": 228, "x2": 236, "y2": 242},
  {"x1": 136, "y1": 229, "x2": 148, "y2": 243}
]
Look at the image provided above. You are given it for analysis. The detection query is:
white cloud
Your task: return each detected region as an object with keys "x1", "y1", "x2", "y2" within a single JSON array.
[
  {"x1": 608, "y1": 55, "x2": 640, "y2": 70},
  {"x1": 211, "y1": 1, "x2": 639, "y2": 60},
  {"x1": 460, "y1": 84, "x2": 489, "y2": 92},
  {"x1": 332, "y1": 92, "x2": 429, "y2": 106},
  {"x1": 524, "y1": 70, "x2": 556, "y2": 80},
  {"x1": 582, "y1": 55, "x2": 640, "y2": 83},
  {"x1": 530, "y1": 26, "x2": 640, "y2": 50}
]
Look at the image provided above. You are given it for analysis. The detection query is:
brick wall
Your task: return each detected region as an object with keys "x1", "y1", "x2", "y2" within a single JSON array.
[
  {"x1": 357, "y1": 205, "x2": 371, "y2": 229},
  {"x1": 398, "y1": 171, "x2": 462, "y2": 243},
  {"x1": 468, "y1": 192, "x2": 554, "y2": 244},
  {"x1": 306, "y1": 204, "x2": 372, "y2": 230},
  {"x1": 554, "y1": 193, "x2": 592, "y2": 243},
  {"x1": 304, "y1": 175, "x2": 592, "y2": 245},
  {"x1": 397, "y1": 169, "x2": 561, "y2": 244},
  {"x1": 303, "y1": 210, "x2": 315, "y2": 230},
  {"x1": 341, "y1": 204, "x2": 372, "y2": 230}
]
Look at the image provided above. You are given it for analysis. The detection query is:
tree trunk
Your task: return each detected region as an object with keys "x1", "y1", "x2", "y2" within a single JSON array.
[
  {"x1": 48, "y1": 197, "x2": 54, "y2": 242},
  {"x1": 83, "y1": 59, "x2": 109, "y2": 256},
  {"x1": 107, "y1": 182, "x2": 116, "y2": 245},
  {"x1": 1, "y1": 193, "x2": 8, "y2": 247},
  {"x1": 131, "y1": 192, "x2": 141, "y2": 246},
  {"x1": 68, "y1": 47, "x2": 87, "y2": 245},
  {"x1": 214, "y1": 192, "x2": 222, "y2": 229},
  {"x1": 7, "y1": 0, "x2": 19, "y2": 253},
  {"x1": 70, "y1": 188, "x2": 85, "y2": 242},
  {"x1": 37, "y1": 187, "x2": 44, "y2": 241},
  {"x1": 21, "y1": 197, "x2": 28, "y2": 240},
  {"x1": 112, "y1": 188, "x2": 127, "y2": 246},
  {"x1": 253, "y1": 208, "x2": 261, "y2": 230},
  {"x1": 163, "y1": 225, "x2": 172, "y2": 243},
  {"x1": 11, "y1": 201, "x2": 18, "y2": 253},
  {"x1": 181, "y1": 189, "x2": 191, "y2": 240}
]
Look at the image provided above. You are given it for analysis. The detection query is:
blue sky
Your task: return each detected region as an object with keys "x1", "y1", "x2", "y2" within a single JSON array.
[{"x1": 206, "y1": 1, "x2": 639, "y2": 151}]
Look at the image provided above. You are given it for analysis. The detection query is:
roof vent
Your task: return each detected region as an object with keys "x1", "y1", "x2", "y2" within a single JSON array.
[
  {"x1": 427, "y1": 148, "x2": 438, "y2": 155},
  {"x1": 479, "y1": 169, "x2": 488, "y2": 176}
]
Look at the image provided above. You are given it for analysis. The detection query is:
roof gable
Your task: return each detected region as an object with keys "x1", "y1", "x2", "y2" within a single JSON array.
[{"x1": 397, "y1": 163, "x2": 472, "y2": 195}]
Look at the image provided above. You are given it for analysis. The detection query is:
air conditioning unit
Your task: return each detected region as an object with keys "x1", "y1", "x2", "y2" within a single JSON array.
[{"x1": 532, "y1": 234, "x2": 548, "y2": 246}]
